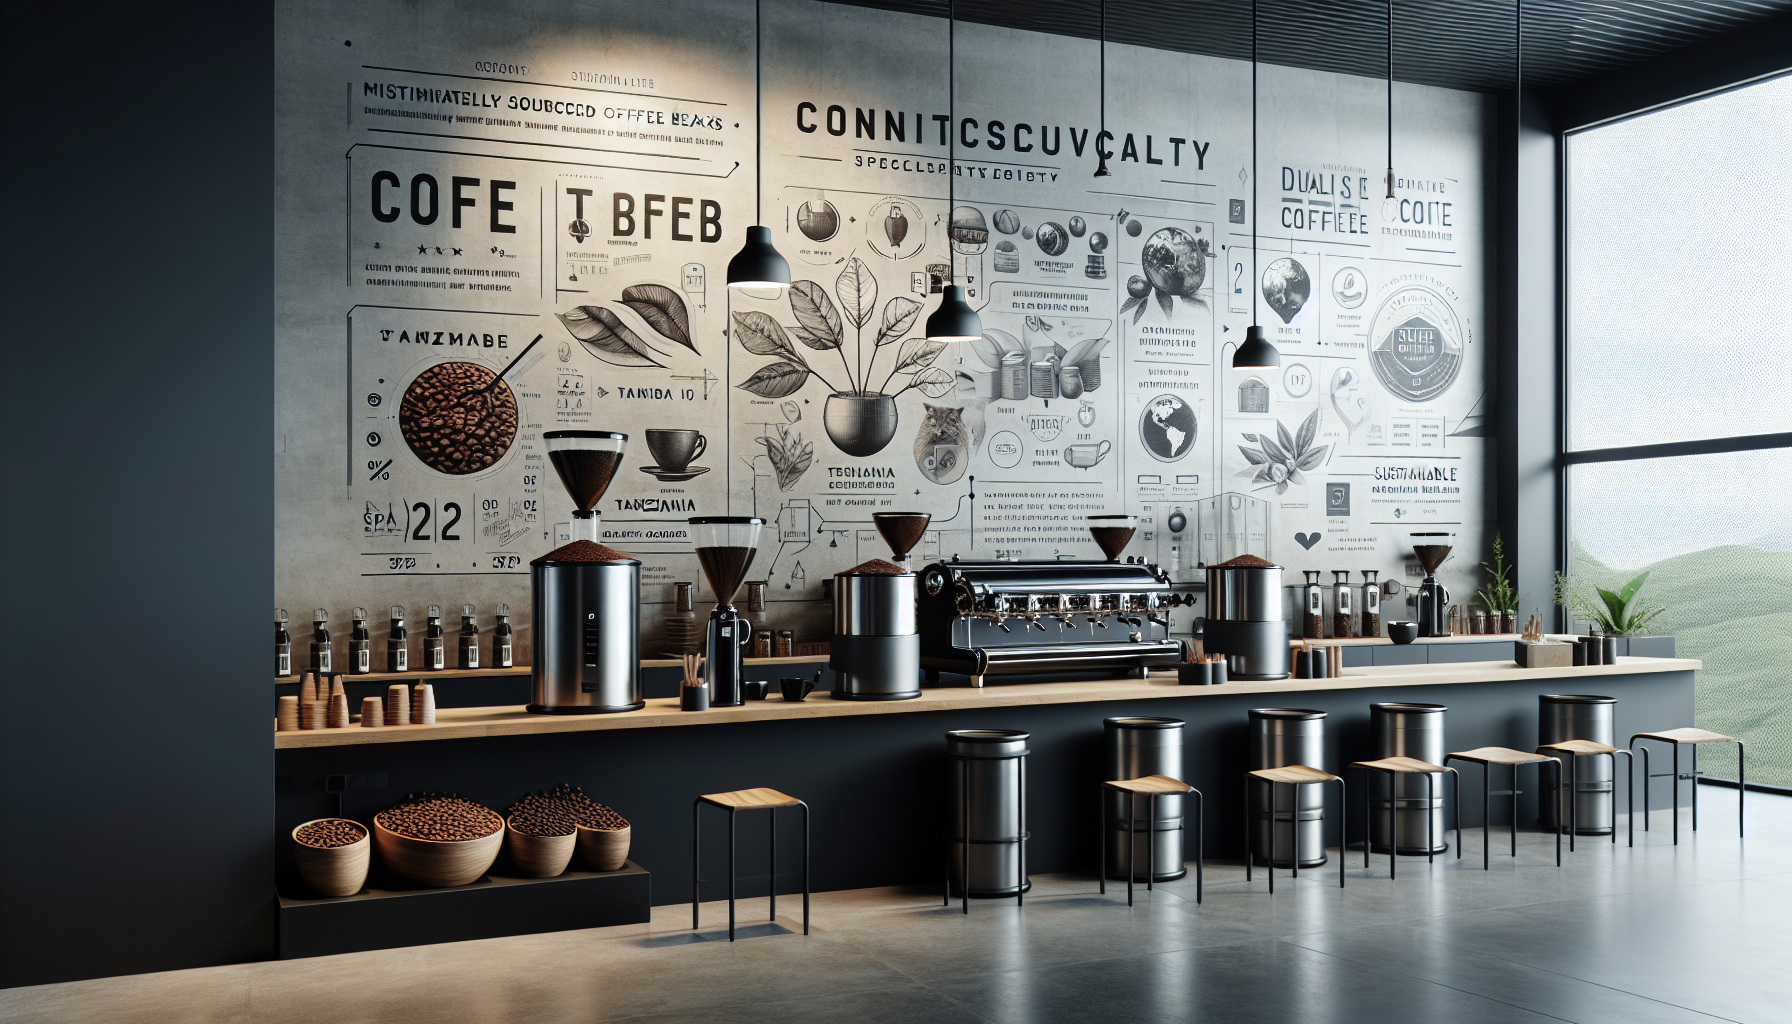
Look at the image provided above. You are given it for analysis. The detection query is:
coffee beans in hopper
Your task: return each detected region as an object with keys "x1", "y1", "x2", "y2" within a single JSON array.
[
  {"x1": 507, "y1": 783, "x2": 628, "y2": 837},
  {"x1": 398, "y1": 362, "x2": 519, "y2": 475},
  {"x1": 295, "y1": 819, "x2": 366, "y2": 849},
  {"x1": 375, "y1": 794, "x2": 503, "y2": 842}
]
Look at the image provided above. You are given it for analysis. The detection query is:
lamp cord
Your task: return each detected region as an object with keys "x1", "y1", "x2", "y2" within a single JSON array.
[
  {"x1": 1251, "y1": 0, "x2": 1257, "y2": 326},
  {"x1": 1387, "y1": 0, "x2": 1393, "y2": 196},
  {"x1": 948, "y1": 0, "x2": 956, "y2": 273},
  {"x1": 755, "y1": 0, "x2": 763, "y2": 225},
  {"x1": 1099, "y1": 0, "x2": 1106, "y2": 145}
]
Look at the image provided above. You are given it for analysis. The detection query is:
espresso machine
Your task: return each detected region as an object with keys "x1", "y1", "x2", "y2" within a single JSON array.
[
  {"x1": 1410, "y1": 532, "x2": 1454, "y2": 637},
  {"x1": 830, "y1": 512, "x2": 927, "y2": 701},
  {"x1": 915, "y1": 517, "x2": 1183, "y2": 686},
  {"x1": 689, "y1": 516, "x2": 764, "y2": 707},
  {"x1": 529, "y1": 429, "x2": 643, "y2": 714}
]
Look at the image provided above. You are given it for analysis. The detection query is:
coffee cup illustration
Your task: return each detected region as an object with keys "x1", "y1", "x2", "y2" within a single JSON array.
[
  {"x1": 1063, "y1": 440, "x2": 1112, "y2": 469},
  {"x1": 645, "y1": 429, "x2": 706, "y2": 472}
]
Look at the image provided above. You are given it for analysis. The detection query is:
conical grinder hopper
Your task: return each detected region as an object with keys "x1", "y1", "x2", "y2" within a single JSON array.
[
  {"x1": 687, "y1": 517, "x2": 765, "y2": 606},
  {"x1": 1087, "y1": 514, "x2": 1139, "y2": 561},
  {"x1": 872, "y1": 512, "x2": 930, "y2": 567},
  {"x1": 545, "y1": 431, "x2": 627, "y2": 541},
  {"x1": 1411, "y1": 532, "x2": 1454, "y2": 575}
]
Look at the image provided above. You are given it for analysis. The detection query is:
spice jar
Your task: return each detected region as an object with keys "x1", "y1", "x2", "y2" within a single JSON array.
[
  {"x1": 309, "y1": 609, "x2": 333, "y2": 675},
  {"x1": 1360, "y1": 571, "x2": 1381, "y2": 639},
  {"x1": 492, "y1": 604, "x2": 513, "y2": 669},
  {"x1": 457, "y1": 604, "x2": 480, "y2": 670},
  {"x1": 774, "y1": 630, "x2": 794, "y2": 658},
  {"x1": 1331, "y1": 570, "x2": 1354, "y2": 639},
  {"x1": 348, "y1": 608, "x2": 373, "y2": 674},
  {"x1": 753, "y1": 629, "x2": 774, "y2": 659},
  {"x1": 423, "y1": 605, "x2": 445, "y2": 671},
  {"x1": 386, "y1": 605, "x2": 409, "y2": 672},
  {"x1": 275, "y1": 609, "x2": 292, "y2": 679},
  {"x1": 1302, "y1": 571, "x2": 1325, "y2": 639}
]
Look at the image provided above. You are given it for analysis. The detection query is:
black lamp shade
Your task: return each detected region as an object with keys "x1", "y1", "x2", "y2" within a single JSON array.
[
  {"x1": 726, "y1": 225, "x2": 790, "y2": 289},
  {"x1": 924, "y1": 285, "x2": 982, "y2": 342},
  {"x1": 1233, "y1": 324, "x2": 1281, "y2": 369}
]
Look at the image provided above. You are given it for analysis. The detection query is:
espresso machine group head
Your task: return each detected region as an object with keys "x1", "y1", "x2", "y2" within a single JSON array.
[{"x1": 689, "y1": 516, "x2": 765, "y2": 707}]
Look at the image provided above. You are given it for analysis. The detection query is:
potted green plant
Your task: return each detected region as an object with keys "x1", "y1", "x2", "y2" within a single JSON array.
[
  {"x1": 1475, "y1": 533, "x2": 1520, "y2": 633},
  {"x1": 1552, "y1": 569, "x2": 1664, "y2": 636}
]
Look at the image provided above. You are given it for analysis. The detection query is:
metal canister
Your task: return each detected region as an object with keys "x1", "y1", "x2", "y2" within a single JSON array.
[
  {"x1": 1104, "y1": 717, "x2": 1185, "y2": 881},
  {"x1": 1370, "y1": 702, "x2": 1449, "y2": 854},
  {"x1": 1249, "y1": 708, "x2": 1326, "y2": 867},
  {"x1": 1539, "y1": 694, "x2": 1616, "y2": 833},
  {"x1": 1204, "y1": 561, "x2": 1290, "y2": 680},
  {"x1": 530, "y1": 556, "x2": 644, "y2": 714},
  {"x1": 946, "y1": 729, "x2": 1029, "y2": 897},
  {"x1": 830, "y1": 569, "x2": 920, "y2": 700}
]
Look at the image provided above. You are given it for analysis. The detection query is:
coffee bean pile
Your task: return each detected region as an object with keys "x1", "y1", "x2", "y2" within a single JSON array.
[
  {"x1": 846, "y1": 558, "x2": 905, "y2": 575},
  {"x1": 295, "y1": 819, "x2": 366, "y2": 849},
  {"x1": 375, "y1": 795, "x2": 502, "y2": 841},
  {"x1": 507, "y1": 783, "x2": 628, "y2": 834},
  {"x1": 530, "y1": 539, "x2": 635, "y2": 565},
  {"x1": 398, "y1": 361, "x2": 519, "y2": 475}
]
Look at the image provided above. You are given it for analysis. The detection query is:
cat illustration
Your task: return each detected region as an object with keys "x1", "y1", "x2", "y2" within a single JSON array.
[{"x1": 913, "y1": 403, "x2": 980, "y2": 485}]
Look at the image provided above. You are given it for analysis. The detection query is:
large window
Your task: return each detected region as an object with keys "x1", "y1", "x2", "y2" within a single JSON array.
[{"x1": 1564, "y1": 74, "x2": 1792, "y2": 787}]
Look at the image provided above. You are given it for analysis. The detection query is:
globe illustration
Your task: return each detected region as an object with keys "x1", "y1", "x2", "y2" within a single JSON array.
[{"x1": 1139, "y1": 395, "x2": 1197, "y2": 462}]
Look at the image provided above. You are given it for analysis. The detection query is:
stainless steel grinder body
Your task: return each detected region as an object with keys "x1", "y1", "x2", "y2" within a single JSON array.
[
  {"x1": 947, "y1": 729, "x2": 1030, "y2": 898},
  {"x1": 830, "y1": 570, "x2": 921, "y2": 700},
  {"x1": 1204, "y1": 562, "x2": 1291, "y2": 680},
  {"x1": 1539, "y1": 694, "x2": 1616, "y2": 834},
  {"x1": 1250, "y1": 708, "x2": 1327, "y2": 868},
  {"x1": 530, "y1": 558, "x2": 643, "y2": 713},
  {"x1": 1370, "y1": 702, "x2": 1449, "y2": 854},
  {"x1": 1104, "y1": 717, "x2": 1186, "y2": 881}
]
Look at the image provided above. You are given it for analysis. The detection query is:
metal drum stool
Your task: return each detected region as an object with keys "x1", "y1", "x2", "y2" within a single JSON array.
[
  {"x1": 692, "y1": 788, "x2": 809, "y2": 940},
  {"x1": 1243, "y1": 766, "x2": 1346, "y2": 891},
  {"x1": 1536, "y1": 740, "x2": 1633, "y2": 851},
  {"x1": 1443, "y1": 747, "x2": 1562, "y2": 868},
  {"x1": 1099, "y1": 775, "x2": 1203, "y2": 905},
  {"x1": 1349, "y1": 757, "x2": 1459, "y2": 878},
  {"x1": 945, "y1": 729, "x2": 1029, "y2": 914},
  {"x1": 1630, "y1": 728, "x2": 1746, "y2": 843}
]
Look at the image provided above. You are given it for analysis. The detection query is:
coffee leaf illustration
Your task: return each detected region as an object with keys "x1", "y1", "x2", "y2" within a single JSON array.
[
  {"x1": 875, "y1": 296, "x2": 922, "y2": 348},
  {"x1": 835, "y1": 258, "x2": 877, "y2": 330},
  {"x1": 737, "y1": 360, "x2": 812, "y2": 399},
  {"x1": 913, "y1": 367, "x2": 955, "y2": 398},
  {"x1": 788, "y1": 281, "x2": 843, "y2": 348},
  {"x1": 968, "y1": 333, "x2": 1005, "y2": 370},
  {"x1": 619, "y1": 284, "x2": 694, "y2": 353},
  {"x1": 1259, "y1": 433, "x2": 1289, "y2": 464},
  {"x1": 1061, "y1": 336, "x2": 1107, "y2": 367},
  {"x1": 1277, "y1": 419, "x2": 1297, "y2": 456},
  {"x1": 1238, "y1": 445, "x2": 1268, "y2": 466},
  {"x1": 1295, "y1": 445, "x2": 1329, "y2": 471},
  {"x1": 1295, "y1": 408, "x2": 1319, "y2": 453},
  {"x1": 894, "y1": 337, "x2": 946, "y2": 373},
  {"x1": 557, "y1": 306, "x2": 666, "y2": 368},
  {"x1": 1155, "y1": 288, "x2": 1175, "y2": 320},
  {"x1": 732, "y1": 310, "x2": 799, "y2": 360}
]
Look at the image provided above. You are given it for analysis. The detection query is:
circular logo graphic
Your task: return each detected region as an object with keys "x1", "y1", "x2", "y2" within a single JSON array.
[
  {"x1": 1331, "y1": 266, "x2": 1367, "y2": 309},
  {"x1": 796, "y1": 200, "x2": 839, "y2": 242},
  {"x1": 1035, "y1": 221, "x2": 1069, "y2": 256},
  {"x1": 1261, "y1": 258, "x2": 1311, "y2": 324},
  {"x1": 868, "y1": 197, "x2": 928, "y2": 259},
  {"x1": 989, "y1": 430, "x2": 1024, "y2": 468},
  {"x1": 1138, "y1": 394, "x2": 1197, "y2": 462},
  {"x1": 1281, "y1": 362, "x2": 1313, "y2": 398},
  {"x1": 1369, "y1": 285, "x2": 1466, "y2": 402}
]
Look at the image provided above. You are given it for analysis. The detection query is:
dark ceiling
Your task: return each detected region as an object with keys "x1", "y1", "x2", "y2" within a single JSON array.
[{"x1": 829, "y1": 0, "x2": 1792, "y2": 93}]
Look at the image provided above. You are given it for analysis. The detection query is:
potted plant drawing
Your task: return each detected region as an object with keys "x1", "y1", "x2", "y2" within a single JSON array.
[
  {"x1": 1475, "y1": 533, "x2": 1521, "y2": 633},
  {"x1": 732, "y1": 257, "x2": 955, "y2": 457},
  {"x1": 1234, "y1": 410, "x2": 1329, "y2": 493},
  {"x1": 1553, "y1": 569, "x2": 1665, "y2": 636}
]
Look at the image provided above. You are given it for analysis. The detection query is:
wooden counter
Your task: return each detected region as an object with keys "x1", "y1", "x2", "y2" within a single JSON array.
[{"x1": 274, "y1": 656, "x2": 1698, "y2": 749}]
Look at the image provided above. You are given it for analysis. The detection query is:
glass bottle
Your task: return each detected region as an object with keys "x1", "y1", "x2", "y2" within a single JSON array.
[
  {"x1": 308, "y1": 609, "x2": 332, "y2": 675},
  {"x1": 456, "y1": 604, "x2": 479, "y2": 670},
  {"x1": 1361, "y1": 571, "x2": 1381, "y2": 639},
  {"x1": 274, "y1": 609, "x2": 292, "y2": 678},
  {"x1": 387, "y1": 605, "x2": 409, "y2": 672},
  {"x1": 492, "y1": 603, "x2": 513, "y2": 669},
  {"x1": 1302, "y1": 571, "x2": 1325, "y2": 639},
  {"x1": 423, "y1": 605, "x2": 445, "y2": 671},
  {"x1": 348, "y1": 607, "x2": 372, "y2": 674},
  {"x1": 1332, "y1": 570, "x2": 1354, "y2": 639}
]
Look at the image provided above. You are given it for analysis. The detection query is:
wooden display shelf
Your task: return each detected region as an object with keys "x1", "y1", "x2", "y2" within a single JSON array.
[{"x1": 274, "y1": 657, "x2": 1699, "y2": 749}]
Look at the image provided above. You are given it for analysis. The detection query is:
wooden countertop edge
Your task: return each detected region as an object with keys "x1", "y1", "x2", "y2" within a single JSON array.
[{"x1": 274, "y1": 657, "x2": 1699, "y2": 749}]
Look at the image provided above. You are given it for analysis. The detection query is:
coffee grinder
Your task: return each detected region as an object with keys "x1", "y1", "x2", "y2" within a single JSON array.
[
  {"x1": 830, "y1": 512, "x2": 928, "y2": 701},
  {"x1": 529, "y1": 430, "x2": 643, "y2": 714},
  {"x1": 688, "y1": 516, "x2": 764, "y2": 707},
  {"x1": 1410, "y1": 532, "x2": 1454, "y2": 638}
]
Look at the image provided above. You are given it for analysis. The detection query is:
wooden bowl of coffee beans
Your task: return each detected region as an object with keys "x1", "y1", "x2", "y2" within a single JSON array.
[
  {"x1": 503, "y1": 790, "x2": 578, "y2": 878},
  {"x1": 373, "y1": 795, "x2": 504, "y2": 887},
  {"x1": 510, "y1": 783, "x2": 632, "y2": 872},
  {"x1": 292, "y1": 818, "x2": 370, "y2": 897}
]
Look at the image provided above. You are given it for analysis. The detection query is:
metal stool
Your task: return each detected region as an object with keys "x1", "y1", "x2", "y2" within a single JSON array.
[
  {"x1": 1536, "y1": 740, "x2": 1632, "y2": 851},
  {"x1": 1443, "y1": 747, "x2": 1562, "y2": 869},
  {"x1": 1349, "y1": 757, "x2": 1459, "y2": 878},
  {"x1": 1244, "y1": 765, "x2": 1346, "y2": 891},
  {"x1": 1099, "y1": 775, "x2": 1203, "y2": 905},
  {"x1": 1630, "y1": 728, "x2": 1746, "y2": 842},
  {"x1": 693, "y1": 787, "x2": 809, "y2": 940}
]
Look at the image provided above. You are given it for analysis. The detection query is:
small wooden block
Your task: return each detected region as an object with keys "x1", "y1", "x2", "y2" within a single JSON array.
[{"x1": 1514, "y1": 640, "x2": 1574, "y2": 668}]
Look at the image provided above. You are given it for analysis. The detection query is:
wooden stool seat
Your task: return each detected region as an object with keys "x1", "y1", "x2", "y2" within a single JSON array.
[
  {"x1": 1447, "y1": 746, "x2": 1555, "y2": 766},
  {"x1": 1632, "y1": 727, "x2": 1736, "y2": 745},
  {"x1": 1351, "y1": 756, "x2": 1451, "y2": 774},
  {"x1": 1103, "y1": 774, "x2": 1193, "y2": 796},
  {"x1": 700, "y1": 788, "x2": 802, "y2": 810},
  {"x1": 1248, "y1": 764, "x2": 1339, "y2": 786},
  {"x1": 1539, "y1": 739, "x2": 1618, "y2": 756}
]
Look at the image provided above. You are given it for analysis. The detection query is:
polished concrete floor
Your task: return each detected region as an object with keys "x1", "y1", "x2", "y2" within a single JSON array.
[{"x1": 4, "y1": 790, "x2": 1787, "y2": 1024}]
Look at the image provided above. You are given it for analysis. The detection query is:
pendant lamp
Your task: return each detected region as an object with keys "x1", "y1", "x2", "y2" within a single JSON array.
[
  {"x1": 727, "y1": 0, "x2": 790, "y2": 289},
  {"x1": 1093, "y1": 0, "x2": 1111, "y2": 178},
  {"x1": 1233, "y1": 0, "x2": 1279, "y2": 370},
  {"x1": 925, "y1": 0, "x2": 983, "y2": 342},
  {"x1": 1384, "y1": 0, "x2": 1395, "y2": 198}
]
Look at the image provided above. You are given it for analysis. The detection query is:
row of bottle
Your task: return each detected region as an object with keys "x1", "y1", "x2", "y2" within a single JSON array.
[
  {"x1": 1301, "y1": 570, "x2": 1382, "y2": 640},
  {"x1": 274, "y1": 606, "x2": 513, "y2": 677}
]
